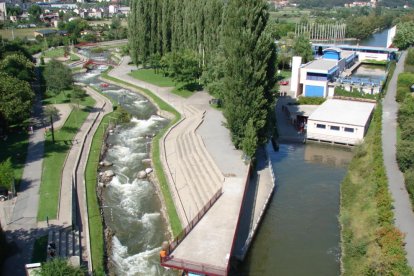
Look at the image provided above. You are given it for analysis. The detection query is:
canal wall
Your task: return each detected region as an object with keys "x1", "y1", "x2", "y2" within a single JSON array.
[{"x1": 232, "y1": 144, "x2": 276, "y2": 261}]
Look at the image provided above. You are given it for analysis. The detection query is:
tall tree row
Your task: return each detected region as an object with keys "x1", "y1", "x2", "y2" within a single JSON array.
[
  {"x1": 129, "y1": 0, "x2": 222, "y2": 66},
  {"x1": 129, "y1": 0, "x2": 276, "y2": 158},
  {"x1": 222, "y1": 0, "x2": 276, "y2": 154}
]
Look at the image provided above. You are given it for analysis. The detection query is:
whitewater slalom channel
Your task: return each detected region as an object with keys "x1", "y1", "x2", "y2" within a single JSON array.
[{"x1": 74, "y1": 53, "x2": 174, "y2": 275}]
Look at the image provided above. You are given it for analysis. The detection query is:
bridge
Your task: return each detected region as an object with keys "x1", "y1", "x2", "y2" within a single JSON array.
[{"x1": 82, "y1": 59, "x2": 116, "y2": 68}]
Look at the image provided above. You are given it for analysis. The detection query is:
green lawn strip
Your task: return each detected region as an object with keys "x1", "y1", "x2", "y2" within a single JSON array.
[
  {"x1": 84, "y1": 114, "x2": 111, "y2": 273},
  {"x1": 37, "y1": 97, "x2": 95, "y2": 221},
  {"x1": 340, "y1": 104, "x2": 412, "y2": 275},
  {"x1": 101, "y1": 72, "x2": 182, "y2": 235},
  {"x1": 129, "y1": 69, "x2": 179, "y2": 87},
  {"x1": 171, "y1": 86, "x2": 194, "y2": 98},
  {"x1": 0, "y1": 130, "x2": 29, "y2": 188},
  {"x1": 70, "y1": 54, "x2": 80, "y2": 61},
  {"x1": 42, "y1": 48, "x2": 65, "y2": 59},
  {"x1": 31, "y1": 235, "x2": 48, "y2": 263},
  {"x1": 43, "y1": 90, "x2": 96, "y2": 106}
]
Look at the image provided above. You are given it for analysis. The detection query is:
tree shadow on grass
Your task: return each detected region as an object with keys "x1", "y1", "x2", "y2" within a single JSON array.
[{"x1": 179, "y1": 82, "x2": 203, "y2": 92}]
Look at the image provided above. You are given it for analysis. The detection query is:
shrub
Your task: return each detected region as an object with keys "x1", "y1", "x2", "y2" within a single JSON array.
[
  {"x1": 297, "y1": 96, "x2": 325, "y2": 105},
  {"x1": 401, "y1": 118, "x2": 414, "y2": 141},
  {"x1": 397, "y1": 140, "x2": 414, "y2": 172},
  {"x1": 405, "y1": 169, "x2": 414, "y2": 205},
  {"x1": 396, "y1": 73, "x2": 414, "y2": 103}
]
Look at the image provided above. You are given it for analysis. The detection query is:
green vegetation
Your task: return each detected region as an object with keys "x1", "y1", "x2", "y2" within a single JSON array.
[
  {"x1": 42, "y1": 48, "x2": 65, "y2": 59},
  {"x1": 101, "y1": 72, "x2": 182, "y2": 235},
  {"x1": 406, "y1": 48, "x2": 414, "y2": 73},
  {"x1": 31, "y1": 235, "x2": 48, "y2": 263},
  {"x1": 334, "y1": 87, "x2": 377, "y2": 100},
  {"x1": 297, "y1": 97, "x2": 326, "y2": 105},
  {"x1": 340, "y1": 104, "x2": 412, "y2": 275},
  {"x1": 43, "y1": 60, "x2": 73, "y2": 94},
  {"x1": 37, "y1": 97, "x2": 95, "y2": 221},
  {"x1": 70, "y1": 54, "x2": 80, "y2": 62},
  {"x1": 0, "y1": 131, "x2": 29, "y2": 188},
  {"x1": 362, "y1": 60, "x2": 388, "y2": 66},
  {"x1": 396, "y1": 73, "x2": 414, "y2": 208},
  {"x1": 393, "y1": 21, "x2": 414, "y2": 50},
  {"x1": 0, "y1": 28, "x2": 56, "y2": 40},
  {"x1": 129, "y1": 69, "x2": 176, "y2": 87},
  {"x1": 129, "y1": 69, "x2": 201, "y2": 98},
  {"x1": 35, "y1": 258, "x2": 86, "y2": 275},
  {"x1": 84, "y1": 113, "x2": 110, "y2": 273},
  {"x1": 0, "y1": 158, "x2": 14, "y2": 190}
]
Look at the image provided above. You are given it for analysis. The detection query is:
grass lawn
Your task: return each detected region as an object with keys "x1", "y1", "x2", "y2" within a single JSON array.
[
  {"x1": 42, "y1": 48, "x2": 65, "y2": 59},
  {"x1": 31, "y1": 235, "x2": 48, "y2": 263},
  {"x1": 84, "y1": 111, "x2": 117, "y2": 273},
  {"x1": 0, "y1": 28, "x2": 56, "y2": 40},
  {"x1": 37, "y1": 96, "x2": 95, "y2": 221},
  {"x1": 129, "y1": 69, "x2": 202, "y2": 98},
  {"x1": 42, "y1": 90, "x2": 95, "y2": 106},
  {"x1": 0, "y1": 130, "x2": 29, "y2": 189},
  {"x1": 70, "y1": 54, "x2": 80, "y2": 61},
  {"x1": 102, "y1": 71, "x2": 183, "y2": 236},
  {"x1": 278, "y1": 69, "x2": 291, "y2": 80},
  {"x1": 129, "y1": 69, "x2": 178, "y2": 87}
]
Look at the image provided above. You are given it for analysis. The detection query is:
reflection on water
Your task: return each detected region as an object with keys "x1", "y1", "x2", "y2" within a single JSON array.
[
  {"x1": 304, "y1": 142, "x2": 353, "y2": 167},
  {"x1": 241, "y1": 143, "x2": 352, "y2": 276},
  {"x1": 352, "y1": 64, "x2": 387, "y2": 82}
]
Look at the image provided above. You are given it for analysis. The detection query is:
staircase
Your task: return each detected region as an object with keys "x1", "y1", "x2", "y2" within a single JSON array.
[{"x1": 47, "y1": 227, "x2": 81, "y2": 265}]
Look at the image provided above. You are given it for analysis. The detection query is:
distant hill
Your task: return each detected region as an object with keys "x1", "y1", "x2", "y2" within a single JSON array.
[{"x1": 292, "y1": 0, "x2": 413, "y2": 8}]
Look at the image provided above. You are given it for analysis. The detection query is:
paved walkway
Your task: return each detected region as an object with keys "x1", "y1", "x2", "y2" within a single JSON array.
[
  {"x1": 382, "y1": 51, "x2": 414, "y2": 268},
  {"x1": 1, "y1": 71, "x2": 46, "y2": 275},
  {"x1": 2, "y1": 83, "x2": 112, "y2": 275}
]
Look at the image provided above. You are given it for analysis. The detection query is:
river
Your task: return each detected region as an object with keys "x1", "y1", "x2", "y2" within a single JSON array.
[
  {"x1": 74, "y1": 59, "x2": 174, "y2": 275},
  {"x1": 240, "y1": 143, "x2": 353, "y2": 276}
]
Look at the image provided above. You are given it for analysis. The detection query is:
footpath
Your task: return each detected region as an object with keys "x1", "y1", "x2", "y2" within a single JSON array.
[
  {"x1": 382, "y1": 50, "x2": 414, "y2": 268},
  {"x1": 1, "y1": 84, "x2": 112, "y2": 275}
]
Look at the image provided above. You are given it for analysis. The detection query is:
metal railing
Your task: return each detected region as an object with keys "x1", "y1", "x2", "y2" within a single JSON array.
[
  {"x1": 162, "y1": 257, "x2": 226, "y2": 276},
  {"x1": 164, "y1": 188, "x2": 223, "y2": 255}
]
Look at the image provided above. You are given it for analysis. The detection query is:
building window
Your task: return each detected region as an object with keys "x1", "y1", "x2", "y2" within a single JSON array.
[
  {"x1": 344, "y1": 127, "x2": 354, "y2": 133},
  {"x1": 316, "y1": 124, "x2": 326, "y2": 129},
  {"x1": 330, "y1": 126, "x2": 340, "y2": 131}
]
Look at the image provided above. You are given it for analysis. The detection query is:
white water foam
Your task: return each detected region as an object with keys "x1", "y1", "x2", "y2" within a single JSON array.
[
  {"x1": 109, "y1": 176, "x2": 150, "y2": 216},
  {"x1": 112, "y1": 237, "x2": 163, "y2": 276}
]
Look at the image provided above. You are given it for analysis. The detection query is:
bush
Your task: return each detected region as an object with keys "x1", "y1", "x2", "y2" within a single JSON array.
[
  {"x1": 406, "y1": 48, "x2": 414, "y2": 67},
  {"x1": 297, "y1": 96, "x2": 325, "y2": 105},
  {"x1": 334, "y1": 86, "x2": 377, "y2": 100},
  {"x1": 401, "y1": 118, "x2": 414, "y2": 141},
  {"x1": 397, "y1": 140, "x2": 414, "y2": 172},
  {"x1": 396, "y1": 73, "x2": 414, "y2": 103},
  {"x1": 405, "y1": 169, "x2": 414, "y2": 205},
  {"x1": 398, "y1": 97, "x2": 414, "y2": 126}
]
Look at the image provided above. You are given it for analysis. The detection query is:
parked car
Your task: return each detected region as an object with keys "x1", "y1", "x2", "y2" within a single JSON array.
[
  {"x1": 279, "y1": 80, "x2": 289, "y2": 86},
  {"x1": 0, "y1": 188, "x2": 8, "y2": 201}
]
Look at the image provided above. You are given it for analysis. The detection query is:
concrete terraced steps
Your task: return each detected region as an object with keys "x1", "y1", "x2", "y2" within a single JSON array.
[
  {"x1": 47, "y1": 228, "x2": 81, "y2": 263},
  {"x1": 171, "y1": 104, "x2": 224, "y2": 221}
]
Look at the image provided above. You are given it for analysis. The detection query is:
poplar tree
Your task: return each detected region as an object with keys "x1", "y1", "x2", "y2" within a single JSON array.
[{"x1": 222, "y1": 0, "x2": 276, "y2": 151}]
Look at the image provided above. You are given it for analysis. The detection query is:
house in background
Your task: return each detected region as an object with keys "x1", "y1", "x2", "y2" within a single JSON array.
[{"x1": 306, "y1": 99, "x2": 376, "y2": 145}]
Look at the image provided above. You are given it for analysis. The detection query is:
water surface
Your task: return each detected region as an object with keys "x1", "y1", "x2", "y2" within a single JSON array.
[{"x1": 240, "y1": 143, "x2": 353, "y2": 276}]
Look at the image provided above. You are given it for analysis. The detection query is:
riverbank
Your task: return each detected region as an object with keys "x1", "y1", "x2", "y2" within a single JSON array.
[{"x1": 340, "y1": 103, "x2": 412, "y2": 275}]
